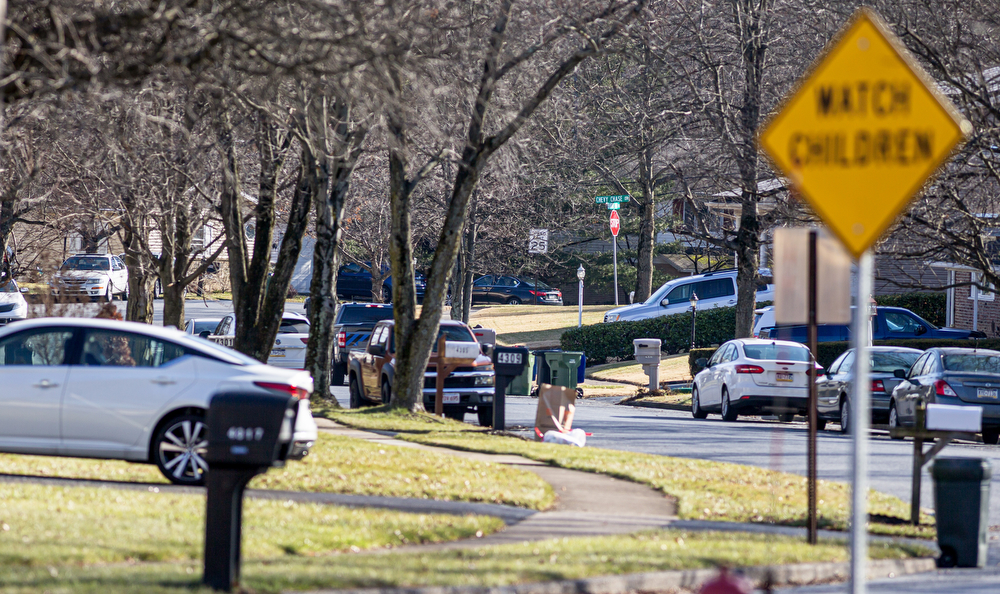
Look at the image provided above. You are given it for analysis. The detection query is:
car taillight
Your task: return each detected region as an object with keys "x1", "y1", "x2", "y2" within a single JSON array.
[
  {"x1": 528, "y1": 290, "x2": 541, "y2": 296},
  {"x1": 871, "y1": 379, "x2": 885, "y2": 393},
  {"x1": 300, "y1": 338, "x2": 309, "y2": 344},
  {"x1": 934, "y1": 380, "x2": 958, "y2": 397},
  {"x1": 735, "y1": 365, "x2": 764, "y2": 374},
  {"x1": 254, "y1": 381, "x2": 309, "y2": 400},
  {"x1": 337, "y1": 331, "x2": 346, "y2": 348}
]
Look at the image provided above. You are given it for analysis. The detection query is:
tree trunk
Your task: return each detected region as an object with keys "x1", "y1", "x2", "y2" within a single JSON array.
[
  {"x1": 461, "y1": 204, "x2": 477, "y2": 323},
  {"x1": 634, "y1": 149, "x2": 655, "y2": 302},
  {"x1": 450, "y1": 251, "x2": 464, "y2": 320}
]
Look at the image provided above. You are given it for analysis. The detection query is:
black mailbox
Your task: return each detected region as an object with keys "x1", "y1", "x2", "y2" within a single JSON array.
[
  {"x1": 206, "y1": 391, "x2": 298, "y2": 468},
  {"x1": 203, "y1": 391, "x2": 299, "y2": 592},
  {"x1": 491, "y1": 346, "x2": 529, "y2": 430}
]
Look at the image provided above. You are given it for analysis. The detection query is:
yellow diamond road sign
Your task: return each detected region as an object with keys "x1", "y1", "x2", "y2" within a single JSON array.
[{"x1": 759, "y1": 8, "x2": 972, "y2": 259}]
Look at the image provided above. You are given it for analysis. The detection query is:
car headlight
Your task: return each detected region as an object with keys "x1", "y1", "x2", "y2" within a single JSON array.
[
  {"x1": 605, "y1": 314, "x2": 619, "y2": 322},
  {"x1": 475, "y1": 375, "x2": 495, "y2": 386}
]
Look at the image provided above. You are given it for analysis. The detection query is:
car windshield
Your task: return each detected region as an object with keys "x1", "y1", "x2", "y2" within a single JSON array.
[
  {"x1": 742, "y1": 343, "x2": 810, "y2": 362},
  {"x1": 339, "y1": 306, "x2": 394, "y2": 324},
  {"x1": 61, "y1": 256, "x2": 110, "y2": 271},
  {"x1": 0, "y1": 280, "x2": 18, "y2": 293},
  {"x1": 431, "y1": 326, "x2": 477, "y2": 350},
  {"x1": 644, "y1": 278, "x2": 681, "y2": 305},
  {"x1": 942, "y1": 354, "x2": 1000, "y2": 373},
  {"x1": 190, "y1": 320, "x2": 220, "y2": 335},
  {"x1": 871, "y1": 351, "x2": 921, "y2": 373}
]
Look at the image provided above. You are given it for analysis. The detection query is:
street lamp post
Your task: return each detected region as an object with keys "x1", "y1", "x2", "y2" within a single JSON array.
[
  {"x1": 689, "y1": 292, "x2": 699, "y2": 350},
  {"x1": 577, "y1": 265, "x2": 586, "y2": 328}
]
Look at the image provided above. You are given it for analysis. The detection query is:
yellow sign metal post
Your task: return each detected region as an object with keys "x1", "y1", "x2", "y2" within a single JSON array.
[
  {"x1": 759, "y1": 8, "x2": 971, "y2": 259},
  {"x1": 759, "y1": 8, "x2": 971, "y2": 593}
]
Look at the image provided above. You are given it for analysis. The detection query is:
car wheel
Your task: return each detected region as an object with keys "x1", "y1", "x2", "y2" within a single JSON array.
[
  {"x1": 506, "y1": 296, "x2": 522, "y2": 305},
  {"x1": 721, "y1": 388, "x2": 738, "y2": 422},
  {"x1": 153, "y1": 414, "x2": 208, "y2": 486},
  {"x1": 380, "y1": 380, "x2": 392, "y2": 405},
  {"x1": 445, "y1": 407, "x2": 466, "y2": 421},
  {"x1": 103, "y1": 286, "x2": 112, "y2": 303},
  {"x1": 349, "y1": 375, "x2": 363, "y2": 409},
  {"x1": 691, "y1": 386, "x2": 708, "y2": 419},
  {"x1": 840, "y1": 398, "x2": 851, "y2": 435},
  {"x1": 477, "y1": 405, "x2": 494, "y2": 427},
  {"x1": 777, "y1": 414, "x2": 795, "y2": 422},
  {"x1": 331, "y1": 362, "x2": 346, "y2": 386},
  {"x1": 816, "y1": 419, "x2": 828, "y2": 431},
  {"x1": 121, "y1": 283, "x2": 130, "y2": 301},
  {"x1": 888, "y1": 401, "x2": 904, "y2": 440},
  {"x1": 982, "y1": 428, "x2": 1000, "y2": 445}
]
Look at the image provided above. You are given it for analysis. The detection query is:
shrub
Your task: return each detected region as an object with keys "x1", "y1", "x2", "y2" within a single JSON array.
[
  {"x1": 874, "y1": 293, "x2": 946, "y2": 327},
  {"x1": 561, "y1": 307, "x2": 738, "y2": 365}
]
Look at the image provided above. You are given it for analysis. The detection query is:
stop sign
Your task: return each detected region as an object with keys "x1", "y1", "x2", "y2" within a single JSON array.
[{"x1": 609, "y1": 210, "x2": 620, "y2": 237}]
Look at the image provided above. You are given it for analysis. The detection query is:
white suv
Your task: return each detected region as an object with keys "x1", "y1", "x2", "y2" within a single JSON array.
[
  {"x1": 52, "y1": 254, "x2": 129, "y2": 301},
  {"x1": 604, "y1": 269, "x2": 774, "y2": 323}
]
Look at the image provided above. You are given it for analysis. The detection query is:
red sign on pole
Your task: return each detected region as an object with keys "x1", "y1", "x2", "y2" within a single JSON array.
[{"x1": 609, "y1": 210, "x2": 620, "y2": 237}]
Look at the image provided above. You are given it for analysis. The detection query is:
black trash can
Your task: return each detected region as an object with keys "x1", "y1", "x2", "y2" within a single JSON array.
[{"x1": 930, "y1": 457, "x2": 992, "y2": 568}]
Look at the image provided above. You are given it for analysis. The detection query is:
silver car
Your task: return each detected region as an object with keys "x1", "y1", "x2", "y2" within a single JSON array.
[{"x1": 0, "y1": 318, "x2": 318, "y2": 485}]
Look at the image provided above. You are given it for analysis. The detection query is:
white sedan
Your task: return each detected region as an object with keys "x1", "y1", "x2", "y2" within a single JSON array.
[
  {"x1": 209, "y1": 312, "x2": 310, "y2": 369},
  {"x1": 0, "y1": 318, "x2": 318, "y2": 485},
  {"x1": 692, "y1": 338, "x2": 813, "y2": 422}
]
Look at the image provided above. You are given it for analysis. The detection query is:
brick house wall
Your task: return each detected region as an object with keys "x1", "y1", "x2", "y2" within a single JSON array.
[{"x1": 952, "y1": 270, "x2": 1000, "y2": 337}]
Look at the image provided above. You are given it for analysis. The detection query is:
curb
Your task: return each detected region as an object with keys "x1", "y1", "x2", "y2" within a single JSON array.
[
  {"x1": 297, "y1": 558, "x2": 937, "y2": 594},
  {"x1": 618, "y1": 400, "x2": 690, "y2": 412}
]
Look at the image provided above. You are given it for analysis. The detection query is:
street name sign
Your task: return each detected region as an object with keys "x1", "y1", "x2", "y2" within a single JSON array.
[
  {"x1": 595, "y1": 195, "x2": 629, "y2": 204},
  {"x1": 528, "y1": 229, "x2": 548, "y2": 254},
  {"x1": 758, "y1": 8, "x2": 971, "y2": 259},
  {"x1": 609, "y1": 210, "x2": 620, "y2": 237},
  {"x1": 607, "y1": 202, "x2": 621, "y2": 210}
]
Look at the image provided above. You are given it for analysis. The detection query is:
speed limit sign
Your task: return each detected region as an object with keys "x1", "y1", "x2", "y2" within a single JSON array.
[{"x1": 528, "y1": 229, "x2": 548, "y2": 254}]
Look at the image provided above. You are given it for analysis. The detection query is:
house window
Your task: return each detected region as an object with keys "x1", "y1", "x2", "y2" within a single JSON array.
[{"x1": 969, "y1": 273, "x2": 995, "y2": 302}]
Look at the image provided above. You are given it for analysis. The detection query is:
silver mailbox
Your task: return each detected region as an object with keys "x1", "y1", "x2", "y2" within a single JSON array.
[{"x1": 633, "y1": 338, "x2": 662, "y2": 365}]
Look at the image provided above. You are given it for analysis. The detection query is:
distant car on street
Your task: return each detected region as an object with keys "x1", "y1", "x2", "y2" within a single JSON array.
[
  {"x1": 52, "y1": 253, "x2": 129, "y2": 302},
  {"x1": 0, "y1": 279, "x2": 29, "y2": 326},
  {"x1": 330, "y1": 302, "x2": 394, "y2": 385},
  {"x1": 184, "y1": 317, "x2": 223, "y2": 336},
  {"x1": 0, "y1": 317, "x2": 317, "y2": 485},
  {"x1": 208, "y1": 312, "x2": 311, "y2": 369},
  {"x1": 605, "y1": 269, "x2": 774, "y2": 323},
  {"x1": 890, "y1": 347, "x2": 1000, "y2": 444},
  {"x1": 760, "y1": 306, "x2": 985, "y2": 342},
  {"x1": 692, "y1": 338, "x2": 814, "y2": 422},
  {"x1": 817, "y1": 346, "x2": 923, "y2": 433},
  {"x1": 336, "y1": 262, "x2": 426, "y2": 303},
  {"x1": 471, "y1": 275, "x2": 563, "y2": 305}
]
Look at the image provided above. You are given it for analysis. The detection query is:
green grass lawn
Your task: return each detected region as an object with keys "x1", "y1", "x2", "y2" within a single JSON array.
[
  {"x1": 0, "y1": 523, "x2": 929, "y2": 593},
  {"x1": 0, "y1": 432, "x2": 554, "y2": 511},
  {"x1": 469, "y1": 305, "x2": 608, "y2": 348},
  {"x1": 322, "y1": 409, "x2": 934, "y2": 539}
]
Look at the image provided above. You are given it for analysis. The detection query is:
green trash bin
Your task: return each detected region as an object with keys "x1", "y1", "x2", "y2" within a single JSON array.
[
  {"x1": 506, "y1": 352, "x2": 533, "y2": 396},
  {"x1": 543, "y1": 351, "x2": 584, "y2": 391},
  {"x1": 931, "y1": 457, "x2": 992, "y2": 568}
]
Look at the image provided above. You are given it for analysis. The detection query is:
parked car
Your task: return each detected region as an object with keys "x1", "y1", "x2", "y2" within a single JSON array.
[
  {"x1": 0, "y1": 279, "x2": 29, "y2": 326},
  {"x1": 889, "y1": 347, "x2": 1000, "y2": 444},
  {"x1": 605, "y1": 269, "x2": 774, "y2": 323},
  {"x1": 761, "y1": 306, "x2": 985, "y2": 342},
  {"x1": 692, "y1": 338, "x2": 814, "y2": 422},
  {"x1": 331, "y1": 303, "x2": 394, "y2": 385},
  {"x1": 0, "y1": 317, "x2": 317, "y2": 485},
  {"x1": 52, "y1": 253, "x2": 129, "y2": 302},
  {"x1": 336, "y1": 262, "x2": 426, "y2": 303},
  {"x1": 347, "y1": 319, "x2": 495, "y2": 425},
  {"x1": 471, "y1": 275, "x2": 563, "y2": 305},
  {"x1": 817, "y1": 346, "x2": 923, "y2": 433},
  {"x1": 184, "y1": 317, "x2": 223, "y2": 336},
  {"x1": 208, "y1": 312, "x2": 311, "y2": 369}
]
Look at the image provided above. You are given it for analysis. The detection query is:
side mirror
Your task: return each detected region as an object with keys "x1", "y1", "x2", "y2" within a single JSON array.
[
  {"x1": 894, "y1": 369, "x2": 907, "y2": 379},
  {"x1": 369, "y1": 345, "x2": 384, "y2": 357},
  {"x1": 199, "y1": 330, "x2": 211, "y2": 339},
  {"x1": 695, "y1": 357, "x2": 709, "y2": 368},
  {"x1": 661, "y1": 299, "x2": 670, "y2": 307},
  {"x1": 915, "y1": 325, "x2": 927, "y2": 336}
]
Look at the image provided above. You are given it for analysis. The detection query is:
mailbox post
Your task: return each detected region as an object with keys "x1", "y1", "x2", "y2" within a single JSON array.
[
  {"x1": 203, "y1": 391, "x2": 300, "y2": 592},
  {"x1": 492, "y1": 346, "x2": 529, "y2": 430}
]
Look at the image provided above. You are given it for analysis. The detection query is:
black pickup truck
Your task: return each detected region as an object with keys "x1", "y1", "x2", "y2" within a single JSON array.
[{"x1": 330, "y1": 303, "x2": 394, "y2": 385}]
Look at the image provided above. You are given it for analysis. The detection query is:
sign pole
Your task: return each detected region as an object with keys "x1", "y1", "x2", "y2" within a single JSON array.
[
  {"x1": 612, "y1": 235, "x2": 619, "y2": 306},
  {"x1": 850, "y1": 250, "x2": 873, "y2": 594},
  {"x1": 807, "y1": 230, "x2": 818, "y2": 545}
]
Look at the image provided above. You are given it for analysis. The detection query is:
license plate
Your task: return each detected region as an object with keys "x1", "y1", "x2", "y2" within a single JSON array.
[
  {"x1": 776, "y1": 372, "x2": 793, "y2": 382},
  {"x1": 978, "y1": 388, "x2": 998, "y2": 399},
  {"x1": 442, "y1": 394, "x2": 460, "y2": 404},
  {"x1": 270, "y1": 348, "x2": 286, "y2": 358}
]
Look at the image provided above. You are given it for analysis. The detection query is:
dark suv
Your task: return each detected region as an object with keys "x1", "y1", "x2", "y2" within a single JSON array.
[
  {"x1": 336, "y1": 262, "x2": 425, "y2": 303},
  {"x1": 471, "y1": 275, "x2": 563, "y2": 305},
  {"x1": 331, "y1": 303, "x2": 394, "y2": 385}
]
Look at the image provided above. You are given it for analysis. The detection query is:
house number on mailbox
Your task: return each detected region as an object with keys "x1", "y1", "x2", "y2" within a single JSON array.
[
  {"x1": 227, "y1": 427, "x2": 265, "y2": 441},
  {"x1": 497, "y1": 352, "x2": 522, "y2": 365}
]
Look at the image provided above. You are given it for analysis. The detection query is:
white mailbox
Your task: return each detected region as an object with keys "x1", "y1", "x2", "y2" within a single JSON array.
[
  {"x1": 633, "y1": 339, "x2": 662, "y2": 365},
  {"x1": 473, "y1": 328, "x2": 497, "y2": 345},
  {"x1": 444, "y1": 341, "x2": 481, "y2": 363},
  {"x1": 926, "y1": 404, "x2": 982, "y2": 433}
]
